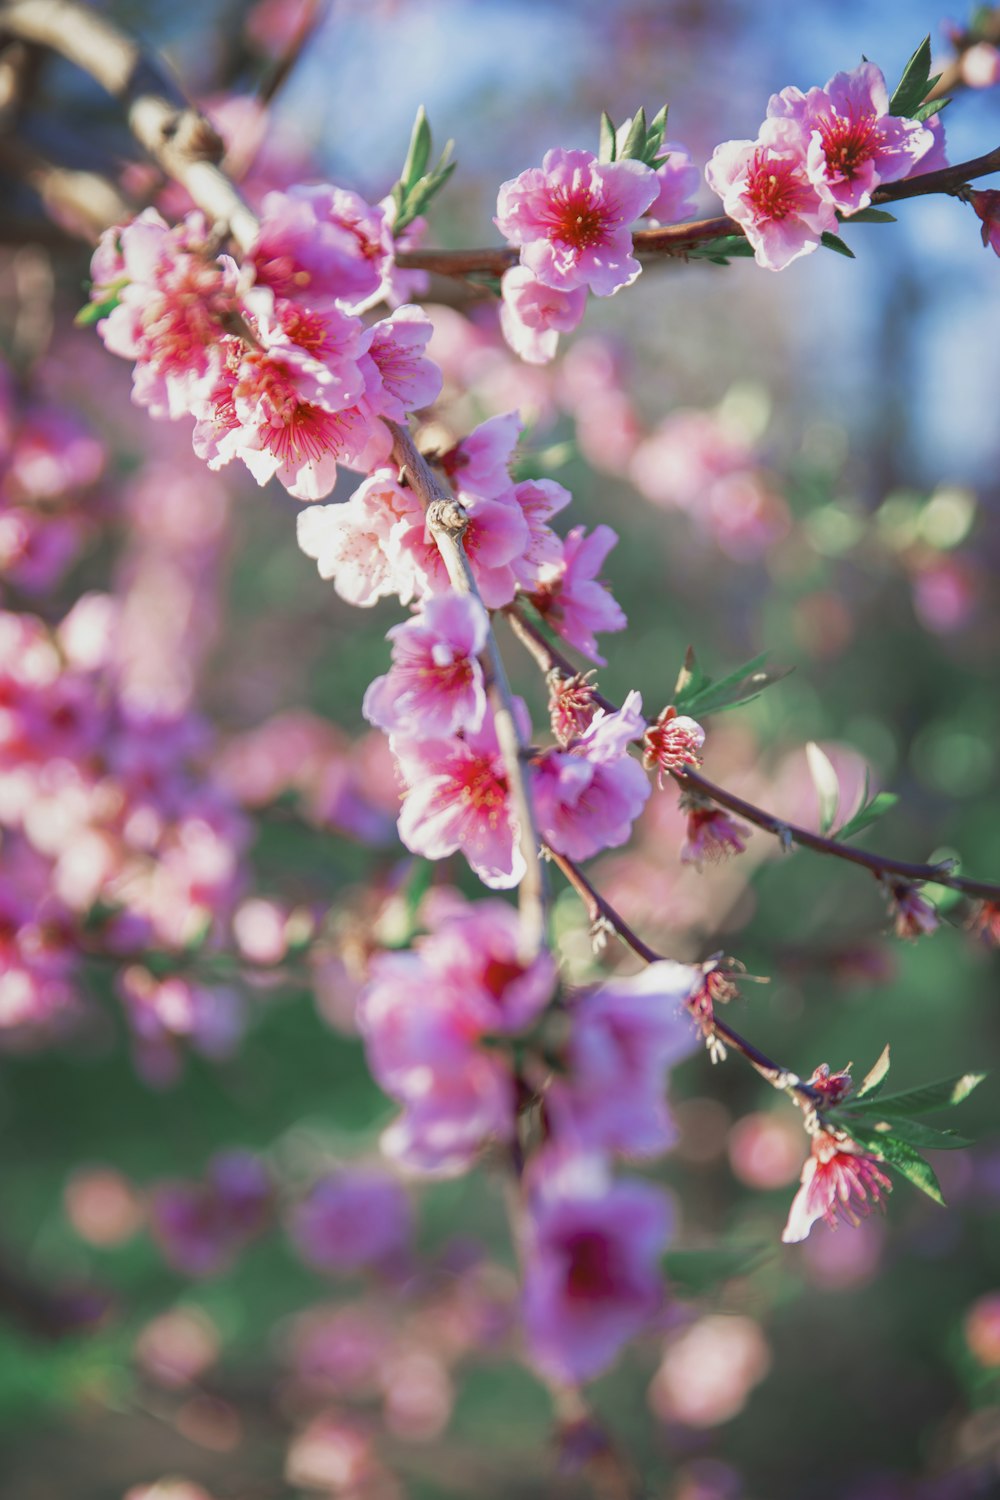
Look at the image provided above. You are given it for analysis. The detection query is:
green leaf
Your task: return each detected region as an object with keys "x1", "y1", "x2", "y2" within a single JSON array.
[
  {"x1": 395, "y1": 145, "x2": 456, "y2": 234},
  {"x1": 834, "y1": 790, "x2": 898, "y2": 843},
  {"x1": 75, "y1": 295, "x2": 118, "y2": 327},
  {"x1": 664, "y1": 1244, "x2": 772, "y2": 1296},
  {"x1": 914, "y1": 96, "x2": 949, "y2": 122},
  {"x1": 401, "y1": 105, "x2": 432, "y2": 191},
  {"x1": 806, "y1": 741, "x2": 840, "y2": 835},
  {"x1": 842, "y1": 207, "x2": 897, "y2": 224},
  {"x1": 821, "y1": 231, "x2": 856, "y2": 259},
  {"x1": 619, "y1": 106, "x2": 647, "y2": 162},
  {"x1": 889, "y1": 37, "x2": 934, "y2": 118},
  {"x1": 675, "y1": 652, "x2": 793, "y2": 718},
  {"x1": 856, "y1": 1043, "x2": 891, "y2": 1099},
  {"x1": 848, "y1": 1073, "x2": 986, "y2": 1117},
  {"x1": 598, "y1": 110, "x2": 617, "y2": 163},
  {"x1": 840, "y1": 1127, "x2": 945, "y2": 1204},
  {"x1": 835, "y1": 1114, "x2": 972, "y2": 1150},
  {"x1": 687, "y1": 234, "x2": 755, "y2": 261},
  {"x1": 646, "y1": 103, "x2": 669, "y2": 160}
]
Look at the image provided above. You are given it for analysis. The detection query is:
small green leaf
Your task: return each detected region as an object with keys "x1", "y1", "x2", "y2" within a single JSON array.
[
  {"x1": 856, "y1": 1043, "x2": 891, "y2": 1099},
  {"x1": 675, "y1": 652, "x2": 793, "y2": 718},
  {"x1": 619, "y1": 106, "x2": 647, "y2": 162},
  {"x1": 842, "y1": 207, "x2": 898, "y2": 224},
  {"x1": 821, "y1": 231, "x2": 856, "y2": 259},
  {"x1": 834, "y1": 790, "x2": 898, "y2": 843},
  {"x1": 599, "y1": 110, "x2": 617, "y2": 163},
  {"x1": 889, "y1": 37, "x2": 934, "y2": 118},
  {"x1": 849, "y1": 1073, "x2": 986, "y2": 1117},
  {"x1": 646, "y1": 103, "x2": 669, "y2": 159},
  {"x1": 842, "y1": 1127, "x2": 945, "y2": 1205},
  {"x1": 806, "y1": 742, "x2": 840, "y2": 836},
  {"x1": 687, "y1": 234, "x2": 755, "y2": 260},
  {"x1": 75, "y1": 295, "x2": 118, "y2": 327},
  {"x1": 664, "y1": 1244, "x2": 771, "y2": 1295},
  {"x1": 836, "y1": 1114, "x2": 971, "y2": 1150},
  {"x1": 914, "y1": 96, "x2": 949, "y2": 122},
  {"x1": 401, "y1": 105, "x2": 432, "y2": 191}
]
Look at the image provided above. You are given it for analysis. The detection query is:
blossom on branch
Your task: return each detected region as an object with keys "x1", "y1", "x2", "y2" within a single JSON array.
[
  {"x1": 782, "y1": 1132, "x2": 891, "y2": 1244},
  {"x1": 705, "y1": 119, "x2": 837, "y2": 271},
  {"x1": 534, "y1": 691, "x2": 651, "y2": 861},
  {"x1": 526, "y1": 524, "x2": 627, "y2": 665},
  {"x1": 362, "y1": 591, "x2": 488, "y2": 738}
]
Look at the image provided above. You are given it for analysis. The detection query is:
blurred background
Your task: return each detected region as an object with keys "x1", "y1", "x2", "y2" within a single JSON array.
[{"x1": 1, "y1": 1, "x2": 1000, "y2": 1497}]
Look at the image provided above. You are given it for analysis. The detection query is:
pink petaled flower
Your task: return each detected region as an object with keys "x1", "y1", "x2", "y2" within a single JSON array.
[
  {"x1": 496, "y1": 148, "x2": 658, "y2": 296},
  {"x1": 150, "y1": 1151, "x2": 270, "y2": 1276},
  {"x1": 535, "y1": 690, "x2": 651, "y2": 861},
  {"x1": 358, "y1": 950, "x2": 516, "y2": 1175},
  {"x1": 887, "y1": 881, "x2": 938, "y2": 940},
  {"x1": 642, "y1": 705, "x2": 706, "y2": 783},
  {"x1": 782, "y1": 1132, "x2": 892, "y2": 1244},
  {"x1": 549, "y1": 672, "x2": 600, "y2": 746},
  {"x1": 705, "y1": 118, "x2": 838, "y2": 271},
  {"x1": 522, "y1": 1153, "x2": 673, "y2": 1384},
  {"x1": 509, "y1": 476, "x2": 573, "y2": 590},
  {"x1": 296, "y1": 468, "x2": 424, "y2": 606},
  {"x1": 250, "y1": 184, "x2": 390, "y2": 309},
  {"x1": 970, "y1": 900, "x2": 1000, "y2": 946},
  {"x1": 546, "y1": 961, "x2": 701, "y2": 1158},
  {"x1": 96, "y1": 209, "x2": 240, "y2": 420},
  {"x1": 680, "y1": 801, "x2": 752, "y2": 868},
  {"x1": 391, "y1": 704, "x2": 528, "y2": 889},
  {"x1": 645, "y1": 141, "x2": 702, "y2": 224},
  {"x1": 289, "y1": 1168, "x2": 412, "y2": 1274},
  {"x1": 364, "y1": 305, "x2": 443, "y2": 419},
  {"x1": 439, "y1": 411, "x2": 523, "y2": 499},
  {"x1": 362, "y1": 590, "x2": 488, "y2": 737},
  {"x1": 395, "y1": 490, "x2": 529, "y2": 609},
  {"x1": 768, "y1": 63, "x2": 935, "y2": 215},
  {"x1": 416, "y1": 892, "x2": 558, "y2": 1034},
  {"x1": 907, "y1": 110, "x2": 949, "y2": 175},
  {"x1": 968, "y1": 190, "x2": 1000, "y2": 256},
  {"x1": 528, "y1": 524, "x2": 626, "y2": 665},
  {"x1": 499, "y1": 266, "x2": 588, "y2": 365},
  {"x1": 805, "y1": 1062, "x2": 853, "y2": 1104},
  {"x1": 378, "y1": 196, "x2": 432, "y2": 307}
]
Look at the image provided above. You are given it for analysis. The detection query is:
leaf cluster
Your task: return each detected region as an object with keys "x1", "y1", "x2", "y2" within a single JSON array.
[
  {"x1": 598, "y1": 104, "x2": 669, "y2": 166},
  {"x1": 390, "y1": 106, "x2": 456, "y2": 235},
  {"x1": 673, "y1": 646, "x2": 792, "y2": 718}
]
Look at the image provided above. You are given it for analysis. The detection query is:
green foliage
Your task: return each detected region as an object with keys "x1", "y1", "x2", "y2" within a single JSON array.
[
  {"x1": 821, "y1": 231, "x2": 856, "y2": 259},
  {"x1": 390, "y1": 106, "x2": 456, "y2": 234},
  {"x1": 834, "y1": 771, "x2": 899, "y2": 842},
  {"x1": 806, "y1": 741, "x2": 840, "y2": 835},
  {"x1": 664, "y1": 1244, "x2": 772, "y2": 1295},
  {"x1": 842, "y1": 207, "x2": 898, "y2": 224},
  {"x1": 686, "y1": 234, "x2": 756, "y2": 263},
  {"x1": 598, "y1": 103, "x2": 669, "y2": 166},
  {"x1": 673, "y1": 646, "x2": 792, "y2": 717},
  {"x1": 888, "y1": 37, "x2": 940, "y2": 118}
]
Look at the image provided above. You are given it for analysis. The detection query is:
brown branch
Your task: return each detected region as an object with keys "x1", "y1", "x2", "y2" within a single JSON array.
[
  {"x1": 0, "y1": 0, "x2": 259, "y2": 251},
  {"x1": 385, "y1": 420, "x2": 550, "y2": 962},
  {"x1": 547, "y1": 844, "x2": 818, "y2": 1104},
  {"x1": 504, "y1": 603, "x2": 1000, "y2": 906},
  {"x1": 393, "y1": 148, "x2": 1000, "y2": 281}
]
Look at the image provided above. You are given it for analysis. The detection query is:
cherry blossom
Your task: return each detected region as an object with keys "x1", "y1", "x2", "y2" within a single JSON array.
[
  {"x1": 499, "y1": 266, "x2": 587, "y2": 365},
  {"x1": 363, "y1": 591, "x2": 488, "y2": 737},
  {"x1": 534, "y1": 691, "x2": 651, "y2": 861},
  {"x1": 782, "y1": 1133, "x2": 892, "y2": 1243},
  {"x1": 705, "y1": 118, "x2": 837, "y2": 271},
  {"x1": 527, "y1": 524, "x2": 627, "y2": 664}
]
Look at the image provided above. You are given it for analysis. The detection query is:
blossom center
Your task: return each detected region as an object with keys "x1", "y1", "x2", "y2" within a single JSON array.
[
  {"x1": 563, "y1": 1230, "x2": 620, "y2": 1300},
  {"x1": 818, "y1": 110, "x2": 880, "y2": 180},
  {"x1": 744, "y1": 151, "x2": 810, "y2": 223},
  {"x1": 545, "y1": 188, "x2": 612, "y2": 250}
]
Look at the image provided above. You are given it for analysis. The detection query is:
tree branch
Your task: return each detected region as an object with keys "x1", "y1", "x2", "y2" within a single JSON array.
[
  {"x1": 504, "y1": 603, "x2": 1000, "y2": 906},
  {"x1": 0, "y1": 0, "x2": 259, "y2": 251}
]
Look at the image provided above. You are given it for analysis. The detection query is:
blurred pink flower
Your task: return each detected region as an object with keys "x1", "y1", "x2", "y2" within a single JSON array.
[
  {"x1": 782, "y1": 1133, "x2": 891, "y2": 1243},
  {"x1": 290, "y1": 1168, "x2": 412, "y2": 1274},
  {"x1": 499, "y1": 266, "x2": 587, "y2": 365}
]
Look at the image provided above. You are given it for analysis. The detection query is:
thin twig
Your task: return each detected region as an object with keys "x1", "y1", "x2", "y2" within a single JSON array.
[
  {"x1": 0, "y1": 0, "x2": 259, "y2": 251},
  {"x1": 385, "y1": 420, "x2": 550, "y2": 961},
  {"x1": 504, "y1": 602, "x2": 1000, "y2": 906}
]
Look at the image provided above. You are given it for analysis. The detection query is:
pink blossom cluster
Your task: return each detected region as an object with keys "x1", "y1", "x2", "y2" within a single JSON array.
[
  {"x1": 0, "y1": 360, "x2": 106, "y2": 594},
  {"x1": 706, "y1": 62, "x2": 941, "y2": 269},
  {"x1": 495, "y1": 141, "x2": 697, "y2": 363},
  {"x1": 90, "y1": 190, "x2": 441, "y2": 500},
  {"x1": 150, "y1": 1150, "x2": 272, "y2": 1276},
  {"x1": 0, "y1": 597, "x2": 248, "y2": 1045}
]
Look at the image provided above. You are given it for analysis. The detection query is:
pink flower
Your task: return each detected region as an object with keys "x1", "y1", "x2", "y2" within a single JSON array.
[
  {"x1": 499, "y1": 266, "x2": 588, "y2": 365},
  {"x1": 150, "y1": 1152, "x2": 271, "y2": 1275},
  {"x1": 645, "y1": 142, "x2": 701, "y2": 224},
  {"x1": 496, "y1": 148, "x2": 658, "y2": 296},
  {"x1": 364, "y1": 305, "x2": 443, "y2": 419},
  {"x1": 782, "y1": 1133, "x2": 892, "y2": 1243},
  {"x1": 290, "y1": 1169, "x2": 412, "y2": 1274},
  {"x1": 416, "y1": 892, "x2": 557, "y2": 1033},
  {"x1": 768, "y1": 63, "x2": 934, "y2": 214},
  {"x1": 887, "y1": 881, "x2": 938, "y2": 940},
  {"x1": 969, "y1": 189, "x2": 1000, "y2": 256},
  {"x1": 296, "y1": 469, "x2": 424, "y2": 606},
  {"x1": 535, "y1": 691, "x2": 651, "y2": 861},
  {"x1": 391, "y1": 705, "x2": 528, "y2": 889},
  {"x1": 547, "y1": 961, "x2": 701, "y2": 1158},
  {"x1": 522, "y1": 1154, "x2": 672, "y2": 1384},
  {"x1": 509, "y1": 476, "x2": 572, "y2": 589},
  {"x1": 549, "y1": 672, "x2": 600, "y2": 746},
  {"x1": 439, "y1": 411, "x2": 523, "y2": 499},
  {"x1": 362, "y1": 591, "x2": 488, "y2": 737},
  {"x1": 642, "y1": 706, "x2": 705, "y2": 783},
  {"x1": 705, "y1": 119, "x2": 837, "y2": 271},
  {"x1": 680, "y1": 802, "x2": 751, "y2": 867},
  {"x1": 250, "y1": 184, "x2": 390, "y2": 309},
  {"x1": 395, "y1": 489, "x2": 529, "y2": 609},
  {"x1": 528, "y1": 524, "x2": 626, "y2": 665}
]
